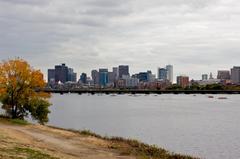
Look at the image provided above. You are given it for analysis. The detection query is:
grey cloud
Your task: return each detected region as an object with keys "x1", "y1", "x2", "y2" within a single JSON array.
[
  {"x1": 0, "y1": 0, "x2": 240, "y2": 80},
  {"x1": 84, "y1": 0, "x2": 125, "y2": 6},
  {"x1": 0, "y1": 0, "x2": 49, "y2": 6}
]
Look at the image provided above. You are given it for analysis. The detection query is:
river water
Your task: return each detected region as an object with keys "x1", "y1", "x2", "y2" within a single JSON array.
[{"x1": 3, "y1": 93, "x2": 240, "y2": 159}]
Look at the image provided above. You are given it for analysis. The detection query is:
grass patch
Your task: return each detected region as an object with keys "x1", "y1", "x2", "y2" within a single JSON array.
[
  {"x1": 9, "y1": 119, "x2": 29, "y2": 125},
  {"x1": 0, "y1": 117, "x2": 29, "y2": 125},
  {"x1": 0, "y1": 147, "x2": 59, "y2": 159},
  {"x1": 80, "y1": 130, "x2": 102, "y2": 138},
  {"x1": 14, "y1": 147, "x2": 59, "y2": 159}
]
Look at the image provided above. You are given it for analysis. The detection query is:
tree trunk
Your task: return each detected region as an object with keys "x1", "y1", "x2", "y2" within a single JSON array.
[
  {"x1": 14, "y1": 105, "x2": 18, "y2": 119},
  {"x1": 11, "y1": 105, "x2": 15, "y2": 119}
]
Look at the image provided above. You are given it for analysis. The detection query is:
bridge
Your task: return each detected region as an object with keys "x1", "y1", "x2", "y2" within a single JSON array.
[{"x1": 42, "y1": 89, "x2": 240, "y2": 94}]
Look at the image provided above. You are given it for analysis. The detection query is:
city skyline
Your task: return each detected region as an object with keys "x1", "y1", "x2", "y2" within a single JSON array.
[
  {"x1": 1, "y1": 0, "x2": 240, "y2": 80},
  {"x1": 47, "y1": 63, "x2": 239, "y2": 84}
]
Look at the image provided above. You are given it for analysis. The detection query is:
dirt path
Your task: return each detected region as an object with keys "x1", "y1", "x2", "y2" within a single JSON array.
[{"x1": 0, "y1": 122, "x2": 135, "y2": 159}]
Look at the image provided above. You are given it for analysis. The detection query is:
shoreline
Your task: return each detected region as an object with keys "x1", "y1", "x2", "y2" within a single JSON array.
[
  {"x1": 0, "y1": 118, "x2": 199, "y2": 159},
  {"x1": 47, "y1": 125, "x2": 199, "y2": 159},
  {"x1": 43, "y1": 89, "x2": 240, "y2": 95}
]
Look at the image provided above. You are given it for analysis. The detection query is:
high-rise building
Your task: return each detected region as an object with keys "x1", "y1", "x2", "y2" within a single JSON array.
[
  {"x1": 177, "y1": 75, "x2": 189, "y2": 88},
  {"x1": 122, "y1": 75, "x2": 139, "y2": 88},
  {"x1": 166, "y1": 65, "x2": 173, "y2": 83},
  {"x1": 54, "y1": 63, "x2": 69, "y2": 83},
  {"x1": 135, "y1": 72, "x2": 148, "y2": 82},
  {"x1": 108, "y1": 67, "x2": 119, "y2": 84},
  {"x1": 48, "y1": 63, "x2": 76, "y2": 84},
  {"x1": 147, "y1": 70, "x2": 156, "y2": 82},
  {"x1": 231, "y1": 66, "x2": 240, "y2": 84},
  {"x1": 99, "y1": 68, "x2": 108, "y2": 86},
  {"x1": 80, "y1": 73, "x2": 87, "y2": 84},
  {"x1": 209, "y1": 72, "x2": 214, "y2": 79},
  {"x1": 134, "y1": 70, "x2": 154, "y2": 82},
  {"x1": 202, "y1": 74, "x2": 208, "y2": 80},
  {"x1": 158, "y1": 68, "x2": 167, "y2": 80},
  {"x1": 217, "y1": 70, "x2": 230, "y2": 80},
  {"x1": 91, "y1": 70, "x2": 99, "y2": 85},
  {"x1": 108, "y1": 71, "x2": 115, "y2": 84},
  {"x1": 68, "y1": 68, "x2": 77, "y2": 82},
  {"x1": 47, "y1": 69, "x2": 55, "y2": 83},
  {"x1": 113, "y1": 67, "x2": 119, "y2": 80},
  {"x1": 118, "y1": 65, "x2": 129, "y2": 79}
]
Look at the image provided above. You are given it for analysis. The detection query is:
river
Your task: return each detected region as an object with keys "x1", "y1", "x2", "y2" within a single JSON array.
[
  {"x1": 3, "y1": 93, "x2": 240, "y2": 158},
  {"x1": 47, "y1": 93, "x2": 240, "y2": 159}
]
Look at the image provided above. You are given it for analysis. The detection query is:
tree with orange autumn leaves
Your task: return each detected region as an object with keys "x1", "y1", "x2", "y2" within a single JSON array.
[{"x1": 0, "y1": 58, "x2": 51, "y2": 124}]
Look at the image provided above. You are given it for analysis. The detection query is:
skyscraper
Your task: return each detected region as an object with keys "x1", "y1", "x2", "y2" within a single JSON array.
[
  {"x1": 118, "y1": 65, "x2": 129, "y2": 79},
  {"x1": 136, "y1": 72, "x2": 149, "y2": 82},
  {"x1": 99, "y1": 68, "x2": 108, "y2": 86},
  {"x1": 158, "y1": 68, "x2": 167, "y2": 80},
  {"x1": 55, "y1": 63, "x2": 68, "y2": 83},
  {"x1": 147, "y1": 70, "x2": 156, "y2": 82},
  {"x1": 108, "y1": 67, "x2": 119, "y2": 84},
  {"x1": 48, "y1": 63, "x2": 76, "y2": 84},
  {"x1": 108, "y1": 71, "x2": 115, "y2": 84},
  {"x1": 47, "y1": 69, "x2": 55, "y2": 83},
  {"x1": 91, "y1": 70, "x2": 99, "y2": 85},
  {"x1": 134, "y1": 70, "x2": 154, "y2": 82},
  {"x1": 166, "y1": 65, "x2": 173, "y2": 83},
  {"x1": 231, "y1": 66, "x2": 240, "y2": 84},
  {"x1": 217, "y1": 70, "x2": 230, "y2": 80},
  {"x1": 112, "y1": 67, "x2": 119, "y2": 80},
  {"x1": 80, "y1": 73, "x2": 87, "y2": 84},
  {"x1": 68, "y1": 68, "x2": 77, "y2": 82}
]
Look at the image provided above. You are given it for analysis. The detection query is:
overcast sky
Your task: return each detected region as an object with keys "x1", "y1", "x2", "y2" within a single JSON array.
[{"x1": 0, "y1": 0, "x2": 240, "y2": 81}]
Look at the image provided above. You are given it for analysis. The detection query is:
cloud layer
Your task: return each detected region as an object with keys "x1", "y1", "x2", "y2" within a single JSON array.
[{"x1": 0, "y1": 0, "x2": 240, "y2": 80}]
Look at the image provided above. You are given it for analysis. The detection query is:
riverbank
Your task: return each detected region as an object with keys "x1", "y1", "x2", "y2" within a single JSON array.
[
  {"x1": 43, "y1": 89, "x2": 240, "y2": 94},
  {"x1": 0, "y1": 118, "x2": 198, "y2": 159}
]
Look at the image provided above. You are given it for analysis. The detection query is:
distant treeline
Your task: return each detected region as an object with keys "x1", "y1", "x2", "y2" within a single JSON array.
[{"x1": 167, "y1": 83, "x2": 240, "y2": 91}]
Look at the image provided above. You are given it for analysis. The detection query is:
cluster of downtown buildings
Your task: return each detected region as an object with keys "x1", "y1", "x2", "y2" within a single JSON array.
[
  {"x1": 199, "y1": 67, "x2": 240, "y2": 84},
  {"x1": 48, "y1": 64, "x2": 173, "y2": 89},
  {"x1": 47, "y1": 64, "x2": 240, "y2": 90},
  {"x1": 176, "y1": 67, "x2": 240, "y2": 88}
]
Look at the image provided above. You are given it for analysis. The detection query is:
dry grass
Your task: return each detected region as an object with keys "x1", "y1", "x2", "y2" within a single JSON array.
[
  {"x1": 48, "y1": 127, "x2": 199, "y2": 159},
  {"x1": 0, "y1": 117, "x2": 199, "y2": 159}
]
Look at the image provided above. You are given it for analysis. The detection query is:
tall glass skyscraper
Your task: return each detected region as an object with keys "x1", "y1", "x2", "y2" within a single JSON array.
[
  {"x1": 158, "y1": 68, "x2": 167, "y2": 80},
  {"x1": 158, "y1": 65, "x2": 173, "y2": 83},
  {"x1": 99, "y1": 69, "x2": 108, "y2": 86}
]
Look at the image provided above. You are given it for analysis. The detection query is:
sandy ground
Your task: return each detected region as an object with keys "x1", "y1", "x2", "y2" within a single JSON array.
[{"x1": 0, "y1": 122, "x2": 136, "y2": 159}]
